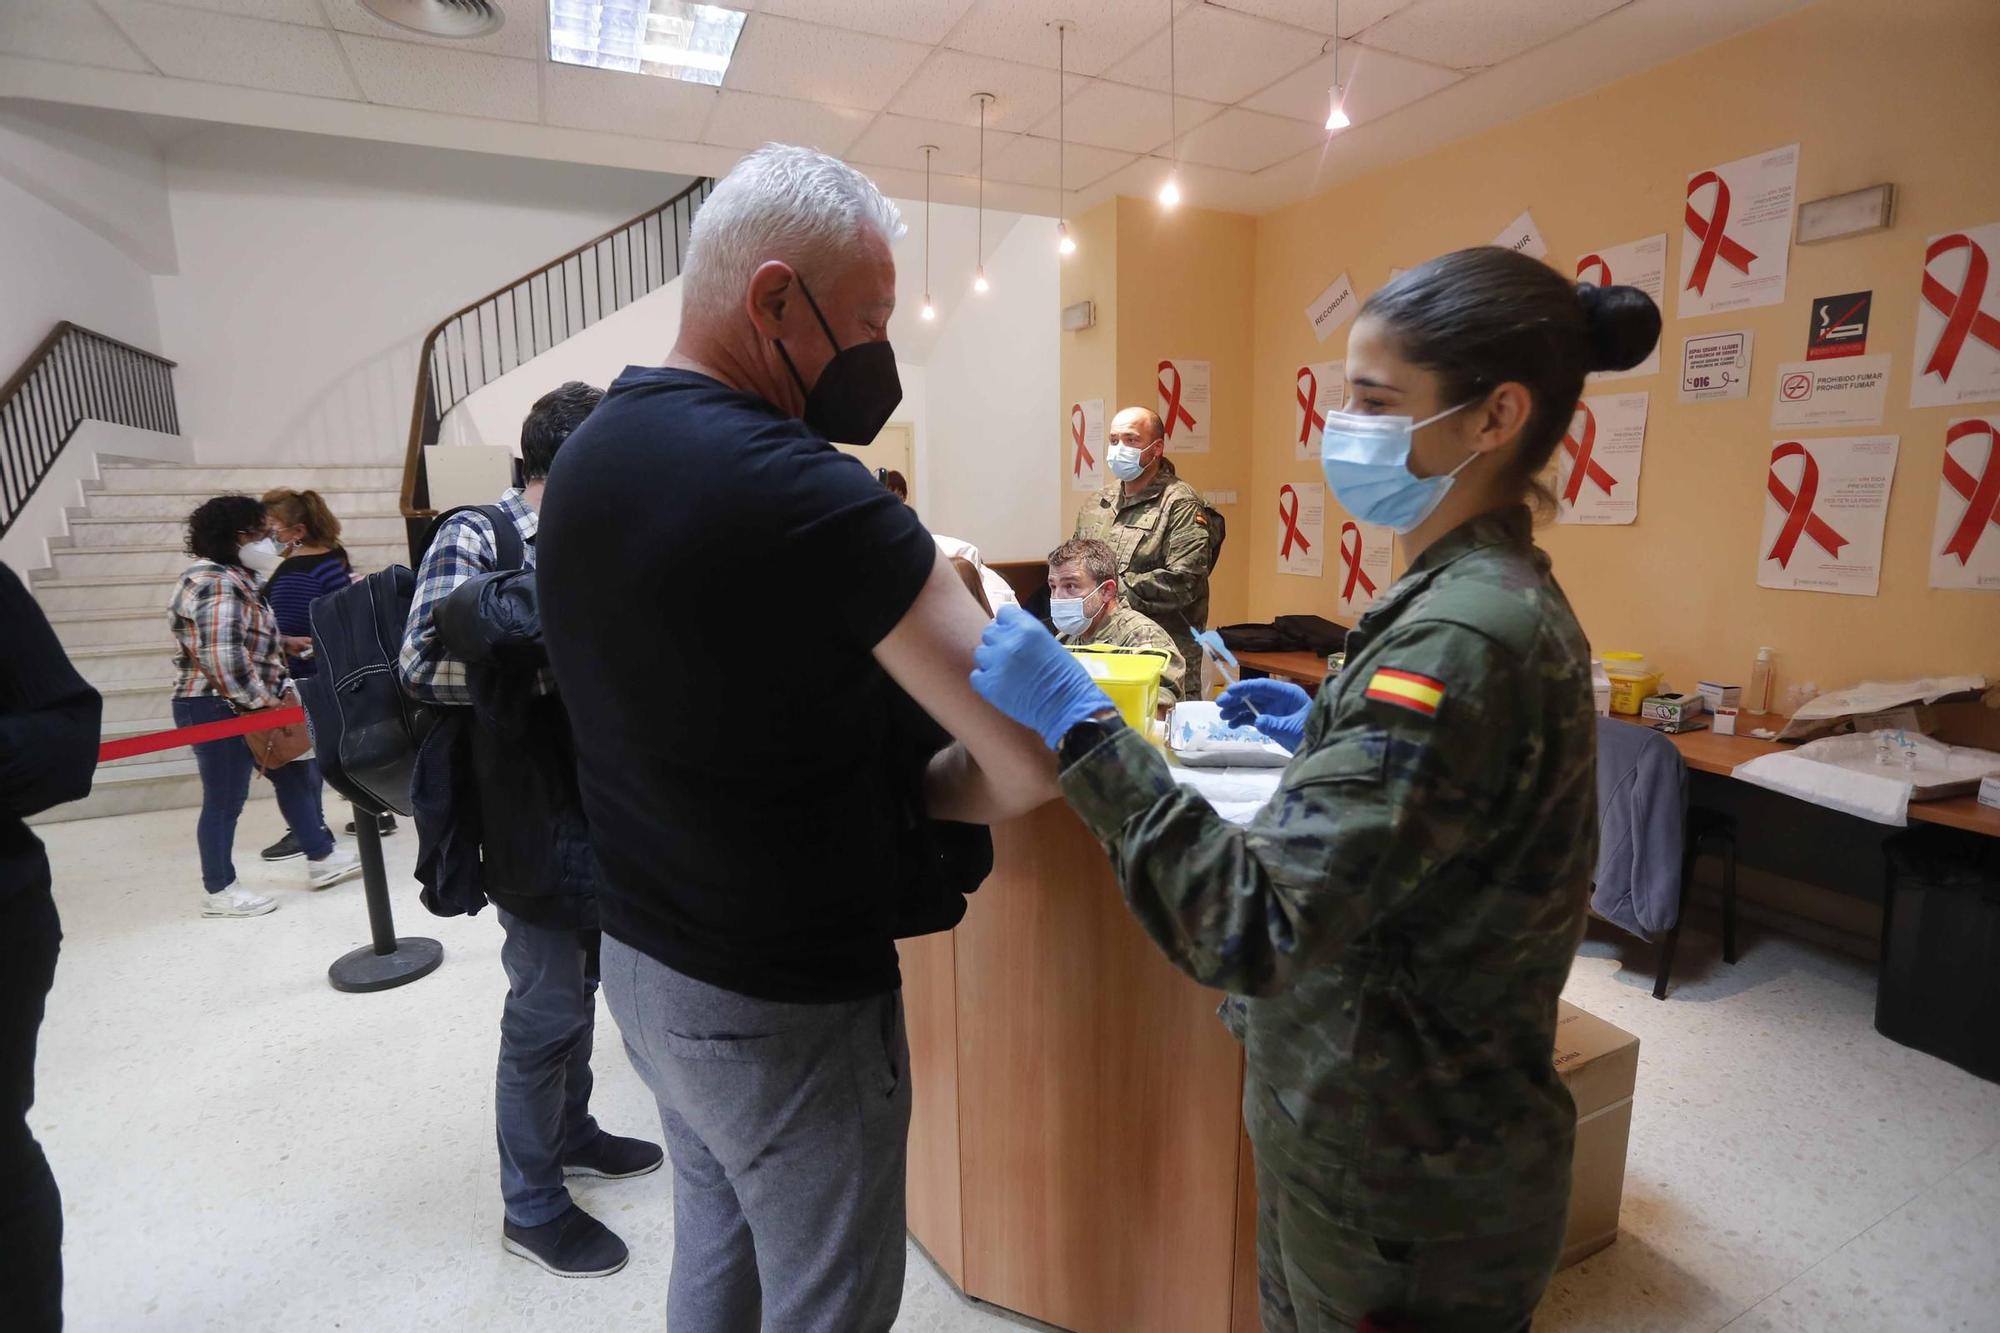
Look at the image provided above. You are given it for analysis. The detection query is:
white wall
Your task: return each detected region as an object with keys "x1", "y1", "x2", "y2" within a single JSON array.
[
  {"x1": 918, "y1": 214, "x2": 1061, "y2": 562},
  {"x1": 153, "y1": 126, "x2": 690, "y2": 466},
  {"x1": 0, "y1": 102, "x2": 178, "y2": 277},
  {"x1": 0, "y1": 171, "x2": 163, "y2": 377}
]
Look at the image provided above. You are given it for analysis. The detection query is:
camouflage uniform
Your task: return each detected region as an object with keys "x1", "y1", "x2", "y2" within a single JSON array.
[
  {"x1": 1073, "y1": 459, "x2": 1212, "y2": 678},
  {"x1": 1059, "y1": 603, "x2": 1189, "y2": 708},
  {"x1": 1057, "y1": 507, "x2": 1596, "y2": 1333}
]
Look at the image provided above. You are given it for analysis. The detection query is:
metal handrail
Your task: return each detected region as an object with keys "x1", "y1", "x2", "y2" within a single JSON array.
[
  {"x1": 398, "y1": 175, "x2": 715, "y2": 528},
  {"x1": 0, "y1": 321, "x2": 179, "y2": 541}
]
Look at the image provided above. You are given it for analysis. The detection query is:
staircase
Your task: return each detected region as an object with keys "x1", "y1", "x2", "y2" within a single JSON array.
[{"x1": 29, "y1": 459, "x2": 403, "y2": 822}]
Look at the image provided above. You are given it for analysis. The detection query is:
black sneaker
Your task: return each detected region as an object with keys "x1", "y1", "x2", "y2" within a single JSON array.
[
  {"x1": 343, "y1": 814, "x2": 398, "y2": 836},
  {"x1": 260, "y1": 831, "x2": 302, "y2": 862},
  {"x1": 562, "y1": 1132, "x2": 664, "y2": 1180},
  {"x1": 502, "y1": 1204, "x2": 629, "y2": 1278}
]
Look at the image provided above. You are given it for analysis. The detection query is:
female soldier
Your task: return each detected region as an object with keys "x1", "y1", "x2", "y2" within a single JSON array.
[{"x1": 969, "y1": 246, "x2": 1659, "y2": 1333}]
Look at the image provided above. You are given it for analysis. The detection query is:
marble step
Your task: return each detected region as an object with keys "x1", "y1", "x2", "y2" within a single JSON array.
[
  {"x1": 48, "y1": 540, "x2": 403, "y2": 580},
  {"x1": 27, "y1": 756, "x2": 274, "y2": 824},
  {"x1": 57, "y1": 511, "x2": 409, "y2": 548},
  {"x1": 80, "y1": 488, "x2": 399, "y2": 520},
  {"x1": 94, "y1": 462, "x2": 403, "y2": 492},
  {"x1": 99, "y1": 682, "x2": 178, "y2": 725},
  {"x1": 47, "y1": 606, "x2": 176, "y2": 650},
  {"x1": 66, "y1": 641, "x2": 177, "y2": 688}
]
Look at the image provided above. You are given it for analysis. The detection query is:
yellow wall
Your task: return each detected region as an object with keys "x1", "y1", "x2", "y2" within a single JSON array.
[{"x1": 1232, "y1": 0, "x2": 2000, "y2": 693}]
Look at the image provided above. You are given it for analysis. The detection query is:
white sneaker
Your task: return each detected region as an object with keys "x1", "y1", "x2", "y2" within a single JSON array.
[
  {"x1": 202, "y1": 886, "x2": 277, "y2": 918},
  {"x1": 307, "y1": 846, "x2": 363, "y2": 890}
]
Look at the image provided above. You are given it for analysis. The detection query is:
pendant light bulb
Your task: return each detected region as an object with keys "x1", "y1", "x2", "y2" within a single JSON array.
[
  {"x1": 1325, "y1": 93, "x2": 1351, "y2": 131},
  {"x1": 921, "y1": 301, "x2": 936, "y2": 321},
  {"x1": 973, "y1": 267, "x2": 990, "y2": 294},
  {"x1": 1324, "y1": 0, "x2": 1351, "y2": 132},
  {"x1": 1056, "y1": 220, "x2": 1076, "y2": 256},
  {"x1": 1157, "y1": 172, "x2": 1181, "y2": 210}
]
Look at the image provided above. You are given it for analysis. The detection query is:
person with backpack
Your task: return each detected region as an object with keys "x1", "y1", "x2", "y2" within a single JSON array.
[
  {"x1": 1072, "y1": 404, "x2": 1218, "y2": 680},
  {"x1": 398, "y1": 380, "x2": 662, "y2": 1281},
  {"x1": 256, "y1": 487, "x2": 394, "y2": 864}
]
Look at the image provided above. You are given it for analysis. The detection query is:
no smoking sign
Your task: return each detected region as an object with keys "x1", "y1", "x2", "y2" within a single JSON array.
[{"x1": 1781, "y1": 372, "x2": 1813, "y2": 401}]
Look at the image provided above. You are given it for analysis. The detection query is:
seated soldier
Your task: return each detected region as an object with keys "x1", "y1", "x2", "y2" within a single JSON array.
[{"x1": 1046, "y1": 537, "x2": 1187, "y2": 708}]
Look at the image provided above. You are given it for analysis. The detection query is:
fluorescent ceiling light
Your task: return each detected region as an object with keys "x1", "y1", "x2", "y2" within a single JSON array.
[{"x1": 549, "y1": 1, "x2": 747, "y2": 86}]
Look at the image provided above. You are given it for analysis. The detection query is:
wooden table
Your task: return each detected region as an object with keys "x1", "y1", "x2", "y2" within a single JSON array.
[
  {"x1": 1612, "y1": 714, "x2": 2000, "y2": 836},
  {"x1": 1233, "y1": 649, "x2": 1333, "y2": 689}
]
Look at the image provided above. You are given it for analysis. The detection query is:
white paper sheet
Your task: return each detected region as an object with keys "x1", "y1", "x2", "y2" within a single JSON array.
[
  {"x1": 1293, "y1": 360, "x2": 1345, "y2": 460},
  {"x1": 1556, "y1": 391, "x2": 1649, "y2": 525},
  {"x1": 1930, "y1": 415, "x2": 2000, "y2": 590},
  {"x1": 1335, "y1": 519, "x2": 1392, "y2": 619},
  {"x1": 1680, "y1": 329, "x2": 1754, "y2": 403},
  {"x1": 1276, "y1": 481, "x2": 1325, "y2": 578},
  {"x1": 1910, "y1": 221, "x2": 2000, "y2": 408},
  {"x1": 1493, "y1": 209, "x2": 1548, "y2": 260},
  {"x1": 1576, "y1": 234, "x2": 1666, "y2": 380},
  {"x1": 1305, "y1": 272, "x2": 1360, "y2": 344},
  {"x1": 1677, "y1": 143, "x2": 1798, "y2": 318},
  {"x1": 1756, "y1": 435, "x2": 1899, "y2": 597},
  {"x1": 1770, "y1": 356, "x2": 1889, "y2": 429},
  {"x1": 1157, "y1": 357, "x2": 1210, "y2": 453},
  {"x1": 1068, "y1": 397, "x2": 1104, "y2": 492}
]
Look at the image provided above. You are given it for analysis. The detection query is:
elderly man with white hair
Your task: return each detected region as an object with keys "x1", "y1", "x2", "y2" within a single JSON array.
[{"x1": 536, "y1": 146, "x2": 1055, "y2": 1330}]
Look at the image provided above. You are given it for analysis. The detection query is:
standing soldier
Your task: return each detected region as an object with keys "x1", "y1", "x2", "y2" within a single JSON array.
[
  {"x1": 970, "y1": 246, "x2": 1661, "y2": 1331},
  {"x1": 1073, "y1": 406, "x2": 1212, "y2": 678}
]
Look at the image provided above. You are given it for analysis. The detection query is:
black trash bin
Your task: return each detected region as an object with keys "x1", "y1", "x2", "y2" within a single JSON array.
[{"x1": 1877, "y1": 827, "x2": 2000, "y2": 1083}]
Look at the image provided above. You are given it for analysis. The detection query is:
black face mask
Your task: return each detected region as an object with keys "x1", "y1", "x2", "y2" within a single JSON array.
[{"x1": 773, "y1": 274, "x2": 902, "y2": 445}]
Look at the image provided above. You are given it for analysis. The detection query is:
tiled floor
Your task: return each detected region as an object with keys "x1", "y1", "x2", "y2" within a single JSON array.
[{"x1": 29, "y1": 808, "x2": 2000, "y2": 1332}]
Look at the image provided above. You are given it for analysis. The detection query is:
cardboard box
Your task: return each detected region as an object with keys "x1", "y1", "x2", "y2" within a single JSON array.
[
  {"x1": 1696, "y1": 680, "x2": 1742, "y2": 711},
  {"x1": 1980, "y1": 775, "x2": 2000, "y2": 810},
  {"x1": 1642, "y1": 692, "x2": 1707, "y2": 724},
  {"x1": 1552, "y1": 1000, "x2": 1640, "y2": 1269}
]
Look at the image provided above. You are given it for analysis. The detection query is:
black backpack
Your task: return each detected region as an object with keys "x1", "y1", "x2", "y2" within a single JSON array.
[
  {"x1": 1199, "y1": 502, "x2": 1227, "y2": 572},
  {"x1": 299, "y1": 505, "x2": 522, "y2": 817}
]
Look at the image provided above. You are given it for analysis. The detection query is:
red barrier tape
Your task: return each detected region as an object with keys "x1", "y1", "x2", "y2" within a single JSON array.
[{"x1": 98, "y1": 706, "x2": 306, "y2": 764}]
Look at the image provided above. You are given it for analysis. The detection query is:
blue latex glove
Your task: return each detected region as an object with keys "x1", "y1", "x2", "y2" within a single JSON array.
[
  {"x1": 1217, "y1": 678, "x2": 1311, "y2": 753},
  {"x1": 971, "y1": 606, "x2": 1113, "y2": 750}
]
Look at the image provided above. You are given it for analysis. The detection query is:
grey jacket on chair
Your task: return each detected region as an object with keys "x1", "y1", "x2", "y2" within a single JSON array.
[{"x1": 1592, "y1": 717, "x2": 1688, "y2": 940}]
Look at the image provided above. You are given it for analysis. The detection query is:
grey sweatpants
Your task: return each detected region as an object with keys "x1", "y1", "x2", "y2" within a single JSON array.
[{"x1": 602, "y1": 935, "x2": 911, "y2": 1333}]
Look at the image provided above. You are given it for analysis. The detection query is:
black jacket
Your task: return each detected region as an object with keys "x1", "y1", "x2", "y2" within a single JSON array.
[{"x1": 1, "y1": 564, "x2": 102, "y2": 903}]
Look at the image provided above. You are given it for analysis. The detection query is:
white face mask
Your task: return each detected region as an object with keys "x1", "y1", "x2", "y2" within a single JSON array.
[{"x1": 238, "y1": 536, "x2": 282, "y2": 576}]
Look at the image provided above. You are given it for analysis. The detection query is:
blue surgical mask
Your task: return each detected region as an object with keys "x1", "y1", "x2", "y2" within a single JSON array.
[
  {"x1": 1106, "y1": 443, "x2": 1150, "y2": 481},
  {"x1": 1319, "y1": 401, "x2": 1476, "y2": 533},
  {"x1": 1049, "y1": 584, "x2": 1107, "y2": 637}
]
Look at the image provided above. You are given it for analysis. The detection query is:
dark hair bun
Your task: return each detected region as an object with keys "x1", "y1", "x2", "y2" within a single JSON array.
[{"x1": 1576, "y1": 282, "x2": 1661, "y2": 373}]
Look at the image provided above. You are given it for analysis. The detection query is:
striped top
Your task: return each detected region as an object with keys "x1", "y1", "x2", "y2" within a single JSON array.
[{"x1": 263, "y1": 549, "x2": 350, "y2": 679}]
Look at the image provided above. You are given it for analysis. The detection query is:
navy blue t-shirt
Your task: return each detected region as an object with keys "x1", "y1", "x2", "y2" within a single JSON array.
[
  {"x1": 537, "y1": 367, "x2": 937, "y2": 1004},
  {"x1": 263, "y1": 549, "x2": 350, "y2": 679}
]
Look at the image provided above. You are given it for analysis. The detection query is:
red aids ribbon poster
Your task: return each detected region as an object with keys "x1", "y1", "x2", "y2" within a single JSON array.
[
  {"x1": 1931, "y1": 417, "x2": 2000, "y2": 591},
  {"x1": 1757, "y1": 435, "x2": 1899, "y2": 597},
  {"x1": 1294, "y1": 360, "x2": 1344, "y2": 461},
  {"x1": 1678, "y1": 143, "x2": 1798, "y2": 319},
  {"x1": 1575, "y1": 234, "x2": 1666, "y2": 380},
  {"x1": 1069, "y1": 397, "x2": 1104, "y2": 492},
  {"x1": 1910, "y1": 222, "x2": 2000, "y2": 409},
  {"x1": 1157, "y1": 358, "x2": 1210, "y2": 453},
  {"x1": 1555, "y1": 392, "x2": 1650, "y2": 526},
  {"x1": 1336, "y1": 519, "x2": 1392, "y2": 620},
  {"x1": 1275, "y1": 481, "x2": 1325, "y2": 578}
]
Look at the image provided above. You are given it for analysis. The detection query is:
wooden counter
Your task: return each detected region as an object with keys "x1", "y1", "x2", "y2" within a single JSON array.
[
  {"x1": 901, "y1": 801, "x2": 1253, "y2": 1333},
  {"x1": 1233, "y1": 648, "x2": 1332, "y2": 689}
]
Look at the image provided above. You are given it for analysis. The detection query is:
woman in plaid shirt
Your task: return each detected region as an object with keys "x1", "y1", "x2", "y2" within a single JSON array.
[{"x1": 168, "y1": 495, "x2": 360, "y2": 918}]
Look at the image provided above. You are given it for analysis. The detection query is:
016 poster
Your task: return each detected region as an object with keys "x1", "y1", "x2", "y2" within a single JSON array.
[
  {"x1": 1335, "y1": 519, "x2": 1392, "y2": 619},
  {"x1": 1294, "y1": 360, "x2": 1344, "y2": 461},
  {"x1": 1757, "y1": 435, "x2": 1899, "y2": 597},
  {"x1": 1069, "y1": 397, "x2": 1104, "y2": 492},
  {"x1": 1157, "y1": 358, "x2": 1210, "y2": 453},
  {"x1": 1678, "y1": 143, "x2": 1798, "y2": 319},
  {"x1": 1276, "y1": 481, "x2": 1325, "y2": 578},
  {"x1": 1931, "y1": 417, "x2": 2000, "y2": 591},
  {"x1": 1910, "y1": 222, "x2": 2000, "y2": 408},
  {"x1": 1555, "y1": 392, "x2": 1649, "y2": 525},
  {"x1": 1680, "y1": 330, "x2": 1754, "y2": 403},
  {"x1": 1576, "y1": 234, "x2": 1666, "y2": 380}
]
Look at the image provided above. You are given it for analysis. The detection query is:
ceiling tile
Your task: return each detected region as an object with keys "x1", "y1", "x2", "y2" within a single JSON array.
[
  {"x1": 319, "y1": 0, "x2": 544, "y2": 61},
  {"x1": 754, "y1": 0, "x2": 977, "y2": 46},
  {"x1": 0, "y1": 0, "x2": 154, "y2": 72},
  {"x1": 1202, "y1": 0, "x2": 1415, "y2": 39},
  {"x1": 1031, "y1": 79, "x2": 1223, "y2": 156},
  {"x1": 1173, "y1": 107, "x2": 1327, "y2": 173},
  {"x1": 723, "y1": 14, "x2": 931, "y2": 112},
  {"x1": 887, "y1": 50, "x2": 1083, "y2": 135},
  {"x1": 846, "y1": 113, "x2": 1017, "y2": 182},
  {"x1": 542, "y1": 60, "x2": 718, "y2": 141},
  {"x1": 944, "y1": 0, "x2": 1180, "y2": 78},
  {"x1": 101, "y1": 0, "x2": 361, "y2": 98},
  {"x1": 1241, "y1": 40, "x2": 1458, "y2": 124},
  {"x1": 1103, "y1": 3, "x2": 1324, "y2": 104},
  {"x1": 338, "y1": 34, "x2": 538, "y2": 122},
  {"x1": 985, "y1": 134, "x2": 1137, "y2": 192},
  {"x1": 150, "y1": 0, "x2": 328, "y2": 25},
  {"x1": 1356, "y1": 0, "x2": 1627, "y2": 70},
  {"x1": 702, "y1": 90, "x2": 873, "y2": 156}
]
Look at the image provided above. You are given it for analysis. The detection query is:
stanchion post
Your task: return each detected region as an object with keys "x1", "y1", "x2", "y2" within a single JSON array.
[{"x1": 328, "y1": 803, "x2": 443, "y2": 993}]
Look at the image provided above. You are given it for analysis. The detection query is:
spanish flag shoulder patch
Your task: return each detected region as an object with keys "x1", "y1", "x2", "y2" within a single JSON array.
[{"x1": 1364, "y1": 667, "x2": 1446, "y2": 718}]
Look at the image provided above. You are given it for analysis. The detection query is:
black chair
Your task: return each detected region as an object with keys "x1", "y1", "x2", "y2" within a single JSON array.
[{"x1": 1653, "y1": 806, "x2": 1740, "y2": 999}]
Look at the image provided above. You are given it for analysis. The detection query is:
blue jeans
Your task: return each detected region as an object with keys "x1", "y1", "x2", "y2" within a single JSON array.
[
  {"x1": 496, "y1": 908, "x2": 601, "y2": 1227},
  {"x1": 173, "y1": 695, "x2": 334, "y2": 892}
]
